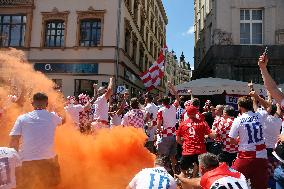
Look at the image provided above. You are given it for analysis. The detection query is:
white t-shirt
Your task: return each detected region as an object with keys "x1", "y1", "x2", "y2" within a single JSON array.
[
  {"x1": 157, "y1": 105, "x2": 177, "y2": 129},
  {"x1": 92, "y1": 94, "x2": 109, "y2": 122},
  {"x1": 64, "y1": 104, "x2": 84, "y2": 125},
  {"x1": 229, "y1": 111, "x2": 267, "y2": 158},
  {"x1": 129, "y1": 167, "x2": 176, "y2": 189},
  {"x1": 0, "y1": 147, "x2": 21, "y2": 189},
  {"x1": 144, "y1": 103, "x2": 159, "y2": 120},
  {"x1": 110, "y1": 114, "x2": 122, "y2": 127},
  {"x1": 259, "y1": 110, "x2": 282, "y2": 149},
  {"x1": 9, "y1": 110, "x2": 62, "y2": 161}
]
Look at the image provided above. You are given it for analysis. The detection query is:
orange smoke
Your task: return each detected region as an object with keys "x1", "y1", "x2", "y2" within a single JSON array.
[
  {"x1": 0, "y1": 49, "x2": 154, "y2": 188},
  {"x1": 55, "y1": 126, "x2": 154, "y2": 189}
]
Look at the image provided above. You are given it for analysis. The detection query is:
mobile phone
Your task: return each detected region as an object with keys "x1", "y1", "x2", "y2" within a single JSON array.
[{"x1": 264, "y1": 47, "x2": 268, "y2": 56}]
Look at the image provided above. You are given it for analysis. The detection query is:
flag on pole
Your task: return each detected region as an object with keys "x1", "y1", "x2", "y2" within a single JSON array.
[{"x1": 140, "y1": 46, "x2": 167, "y2": 91}]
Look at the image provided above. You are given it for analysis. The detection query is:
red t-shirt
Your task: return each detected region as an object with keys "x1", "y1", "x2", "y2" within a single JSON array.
[
  {"x1": 180, "y1": 111, "x2": 205, "y2": 122},
  {"x1": 176, "y1": 118, "x2": 211, "y2": 155},
  {"x1": 200, "y1": 163, "x2": 248, "y2": 189}
]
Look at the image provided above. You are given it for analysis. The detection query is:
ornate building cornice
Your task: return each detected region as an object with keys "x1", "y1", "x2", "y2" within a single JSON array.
[{"x1": 156, "y1": 0, "x2": 168, "y2": 25}]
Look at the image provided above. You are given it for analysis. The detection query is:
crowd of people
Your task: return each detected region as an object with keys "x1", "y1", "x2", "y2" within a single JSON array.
[{"x1": 2, "y1": 52, "x2": 284, "y2": 189}]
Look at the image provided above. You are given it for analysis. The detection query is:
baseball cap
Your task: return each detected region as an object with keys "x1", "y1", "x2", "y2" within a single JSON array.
[{"x1": 186, "y1": 105, "x2": 198, "y2": 114}]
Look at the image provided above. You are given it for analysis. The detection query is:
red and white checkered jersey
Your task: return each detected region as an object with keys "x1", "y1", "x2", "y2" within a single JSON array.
[
  {"x1": 157, "y1": 105, "x2": 177, "y2": 137},
  {"x1": 144, "y1": 103, "x2": 158, "y2": 126},
  {"x1": 229, "y1": 111, "x2": 267, "y2": 159},
  {"x1": 201, "y1": 163, "x2": 249, "y2": 189},
  {"x1": 216, "y1": 117, "x2": 238, "y2": 153},
  {"x1": 121, "y1": 109, "x2": 144, "y2": 128},
  {"x1": 212, "y1": 116, "x2": 222, "y2": 130}
]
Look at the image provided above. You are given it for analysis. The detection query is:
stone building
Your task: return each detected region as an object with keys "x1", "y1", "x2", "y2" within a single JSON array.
[
  {"x1": 178, "y1": 52, "x2": 191, "y2": 84},
  {"x1": 0, "y1": 0, "x2": 167, "y2": 96},
  {"x1": 193, "y1": 0, "x2": 284, "y2": 84}
]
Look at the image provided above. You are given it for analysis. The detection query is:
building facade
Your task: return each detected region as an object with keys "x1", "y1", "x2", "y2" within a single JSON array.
[
  {"x1": 178, "y1": 52, "x2": 191, "y2": 84},
  {"x1": 193, "y1": 0, "x2": 284, "y2": 84},
  {"x1": 164, "y1": 51, "x2": 192, "y2": 86},
  {"x1": 0, "y1": 0, "x2": 167, "y2": 96},
  {"x1": 165, "y1": 50, "x2": 179, "y2": 85}
]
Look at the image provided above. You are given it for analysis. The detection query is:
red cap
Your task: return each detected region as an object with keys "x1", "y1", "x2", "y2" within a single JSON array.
[{"x1": 186, "y1": 105, "x2": 198, "y2": 114}]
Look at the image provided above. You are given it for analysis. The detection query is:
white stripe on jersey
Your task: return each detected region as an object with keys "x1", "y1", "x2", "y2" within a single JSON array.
[{"x1": 210, "y1": 175, "x2": 249, "y2": 189}]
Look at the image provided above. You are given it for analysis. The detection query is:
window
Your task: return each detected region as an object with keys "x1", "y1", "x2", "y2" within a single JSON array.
[
  {"x1": 140, "y1": 16, "x2": 145, "y2": 37},
  {"x1": 139, "y1": 47, "x2": 144, "y2": 70},
  {"x1": 240, "y1": 9, "x2": 263, "y2": 45},
  {"x1": 149, "y1": 38, "x2": 153, "y2": 56},
  {"x1": 125, "y1": 0, "x2": 132, "y2": 11},
  {"x1": 132, "y1": 36, "x2": 138, "y2": 62},
  {"x1": 134, "y1": 1, "x2": 139, "y2": 22},
  {"x1": 125, "y1": 28, "x2": 131, "y2": 54},
  {"x1": 145, "y1": 56, "x2": 148, "y2": 71},
  {"x1": 75, "y1": 79, "x2": 97, "y2": 96},
  {"x1": 0, "y1": 15, "x2": 26, "y2": 47},
  {"x1": 79, "y1": 19, "x2": 102, "y2": 47},
  {"x1": 45, "y1": 20, "x2": 65, "y2": 47}
]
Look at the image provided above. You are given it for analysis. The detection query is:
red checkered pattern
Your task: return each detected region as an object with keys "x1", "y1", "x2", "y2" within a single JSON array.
[
  {"x1": 66, "y1": 96, "x2": 76, "y2": 105},
  {"x1": 213, "y1": 116, "x2": 223, "y2": 142},
  {"x1": 123, "y1": 109, "x2": 144, "y2": 128},
  {"x1": 161, "y1": 126, "x2": 176, "y2": 137},
  {"x1": 213, "y1": 116, "x2": 222, "y2": 129},
  {"x1": 78, "y1": 93, "x2": 92, "y2": 129},
  {"x1": 216, "y1": 117, "x2": 238, "y2": 153}
]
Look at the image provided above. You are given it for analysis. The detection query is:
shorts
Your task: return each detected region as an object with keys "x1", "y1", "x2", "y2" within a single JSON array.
[
  {"x1": 17, "y1": 156, "x2": 61, "y2": 189},
  {"x1": 218, "y1": 151, "x2": 237, "y2": 166},
  {"x1": 232, "y1": 158, "x2": 268, "y2": 189},
  {"x1": 157, "y1": 135, "x2": 177, "y2": 157},
  {"x1": 180, "y1": 154, "x2": 199, "y2": 171}
]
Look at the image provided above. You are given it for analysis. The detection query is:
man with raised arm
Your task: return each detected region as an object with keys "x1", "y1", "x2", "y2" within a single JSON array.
[
  {"x1": 156, "y1": 82, "x2": 180, "y2": 174},
  {"x1": 258, "y1": 52, "x2": 284, "y2": 104},
  {"x1": 91, "y1": 77, "x2": 114, "y2": 129}
]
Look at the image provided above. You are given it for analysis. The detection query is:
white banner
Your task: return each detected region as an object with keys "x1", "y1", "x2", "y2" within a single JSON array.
[{"x1": 117, "y1": 85, "x2": 126, "y2": 94}]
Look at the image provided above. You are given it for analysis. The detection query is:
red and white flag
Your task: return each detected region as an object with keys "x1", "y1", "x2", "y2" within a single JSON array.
[{"x1": 140, "y1": 46, "x2": 167, "y2": 91}]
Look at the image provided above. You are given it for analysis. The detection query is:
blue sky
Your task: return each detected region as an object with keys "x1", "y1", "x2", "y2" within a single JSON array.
[{"x1": 162, "y1": 0, "x2": 195, "y2": 69}]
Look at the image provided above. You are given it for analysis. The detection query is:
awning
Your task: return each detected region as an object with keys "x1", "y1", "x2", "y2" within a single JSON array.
[{"x1": 176, "y1": 77, "x2": 267, "y2": 96}]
